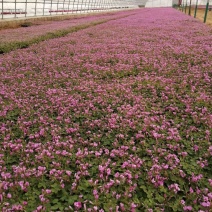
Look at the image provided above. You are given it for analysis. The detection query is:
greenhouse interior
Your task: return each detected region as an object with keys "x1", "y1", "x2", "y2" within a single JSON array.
[{"x1": 1, "y1": 0, "x2": 211, "y2": 19}]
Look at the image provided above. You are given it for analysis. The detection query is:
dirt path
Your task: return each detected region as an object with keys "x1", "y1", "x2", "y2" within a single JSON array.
[{"x1": 182, "y1": 7, "x2": 212, "y2": 27}]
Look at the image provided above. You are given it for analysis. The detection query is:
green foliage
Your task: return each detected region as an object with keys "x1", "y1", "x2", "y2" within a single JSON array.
[
  {"x1": 20, "y1": 22, "x2": 33, "y2": 27},
  {"x1": 0, "y1": 16, "x2": 128, "y2": 54}
]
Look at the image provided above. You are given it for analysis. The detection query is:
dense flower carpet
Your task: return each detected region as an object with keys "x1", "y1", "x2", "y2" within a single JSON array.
[{"x1": 0, "y1": 8, "x2": 211, "y2": 212}]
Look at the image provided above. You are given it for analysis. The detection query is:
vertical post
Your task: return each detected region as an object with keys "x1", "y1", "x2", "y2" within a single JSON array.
[
  {"x1": 56, "y1": 0, "x2": 59, "y2": 14},
  {"x1": 194, "y1": 0, "x2": 198, "y2": 18},
  {"x1": 25, "y1": 0, "x2": 27, "y2": 17},
  {"x1": 183, "y1": 0, "x2": 185, "y2": 12},
  {"x1": 93, "y1": 0, "x2": 96, "y2": 11},
  {"x1": 15, "y1": 0, "x2": 17, "y2": 18},
  {"x1": 94, "y1": 0, "x2": 98, "y2": 12},
  {"x1": 97, "y1": 0, "x2": 100, "y2": 11},
  {"x1": 204, "y1": 0, "x2": 209, "y2": 23},
  {"x1": 50, "y1": 0, "x2": 53, "y2": 15},
  {"x1": 181, "y1": 0, "x2": 183, "y2": 12},
  {"x1": 85, "y1": 0, "x2": 90, "y2": 13},
  {"x1": 62, "y1": 0, "x2": 65, "y2": 14},
  {"x1": 43, "y1": 0, "x2": 46, "y2": 15},
  {"x1": 188, "y1": 0, "x2": 191, "y2": 16},
  {"x1": 93, "y1": 0, "x2": 95, "y2": 11},
  {"x1": 72, "y1": 0, "x2": 75, "y2": 13},
  {"x1": 80, "y1": 0, "x2": 83, "y2": 13},
  {"x1": 76, "y1": 0, "x2": 79, "y2": 13},
  {"x1": 35, "y1": 0, "x2": 38, "y2": 16},
  {"x1": 98, "y1": 0, "x2": 100, "y2": 11},
  {"x1": 104, "y1": 0, "x2": 105, "y2": 10},
  {"x1": 67, "y1": 0, "x2": 71, "y2": 13},
  {"x1": 90, "y1": 0, "x2": 94, "y2": 12},
  {"x1": 79, "y1": 0, "x2": 83, "y2": 13},
  {"x1": 2, "y1": 0, "x2": 4, "y2": 19},
  {"x1": 90, "y1": 0, "x2": 92, "y2": 12}
]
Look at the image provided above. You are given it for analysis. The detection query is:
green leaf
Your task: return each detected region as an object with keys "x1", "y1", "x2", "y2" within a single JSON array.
[
  {"x1": 51, "y1": 204, "x2": 60, "y2": 210},
  {"x1": 68, "y1": 195, "x2": 78, "y2": 204},
  {"x1": 52, "y1": 199, "x2": 59, "y2": 204},
  {"x1": 51, "y1": 183, "x2": 61, "y2": 193},
  {"x1": 155, "y1": 194, "x2": 164, "y2": 203}
]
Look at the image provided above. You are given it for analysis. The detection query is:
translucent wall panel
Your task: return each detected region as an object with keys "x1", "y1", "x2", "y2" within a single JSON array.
[
  {"x1": 182, "y1": 0, "x2": 211, "y2": 4},
  {"x1": 0, "y1": 0, "x2": 141, "y2": 19},
  {"x1": 145, "y1": 0, "x2": 173, "y2": 8}
]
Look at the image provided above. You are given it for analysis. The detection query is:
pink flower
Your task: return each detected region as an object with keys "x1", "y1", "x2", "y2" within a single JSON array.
[
  {"x1": 45, "y1": 189, "x2": 51, "y2": 194},
  {"x1": 66, "y1": 170, "x2": 72, "y2": 176},
  {"x1": 93, "y1": 189, "x2": 99, "y2": 199},
  {"x1": 201, "y1": 202, "x2": 210, "y2": 207},
  {"x1": 36, "y1": 205, "x2": 43, "y2": 211},
  {"x1": 131, "y1": 203, "x2": 137, "y2": 212},
  {"x1": 6, "y1": 193, "x2": 12, "y2": 198},
  {"x1": 189, "y1": 187, "x2": 194, "y2": 193},
  {"x1": 183, "y1": 206, "x2": 193, "y2": 211},
  {"x1": 181, "y1": 200, "x2": 185, "y2": 205},
  {"x1": 168, "y1": 183, "x2": 180, "y2": 193},
  {"x1": 74, "y1": 202, "x2": 82, "y2": 209},
  {"x1": 120, "y1": 203, "x2": 125, "y2": 211}
]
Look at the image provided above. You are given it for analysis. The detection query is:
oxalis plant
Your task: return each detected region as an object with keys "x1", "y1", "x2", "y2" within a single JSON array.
[{"x1": 0, "y1": 7, "x2": 211, "y2": 212}]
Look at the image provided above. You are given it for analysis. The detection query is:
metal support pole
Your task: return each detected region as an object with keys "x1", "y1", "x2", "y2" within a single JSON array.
[
  {"x1": 181, "y1": 0, "x2": 184, "y2": 12},
  {"x1": 81, "y1": 0, "x2": 84, "y2": 13},
  {"x1": 67, "y1": 0, "x2": 71, "y2": 13},
  {"x1": 194, "y1": 0, "x2": 198, "y2": 18},
  {"x1": 90, "y1": 0, "x2": 92, "y2": 12},
  {"x1": 96, "y1": 0, "x2": 101, "y2": 12},
  {"x1": 35, "y1": 0, "x2": 38, "y2": 16},
  {"x1": 2, "y1": 0, "x2": 4, "y2": 19},
  {"x1": 204, "y1": 0, "x2": 209, "y2": 23},
  {"x1": 76, "y1": 0, "x2": 79, "y2": 13},
  {"x1": 182, "y1": 0, "x2": 184, "y2": 11},
  {"x1": 25, "y1": 0, "x2": 28, "y2": 17},
  {"x1": 188, "y1": 0, "x2": 191, "y2": 16},
  {"x1": 43, "y1": 0, "x2": 46, "y2": 15},
  {"x1": 15, "y1": 0, "x2": 17, "y2": 18},
  {"x1": 93, "y1": 0, "x2": 95, "y2": 11},
  {"x1": 87, "y1": 0, "x2": 90, "y2": 12},
  {"x1": 72, "y1": 0, "x2": 75, "y2": 13},
  {"x1": 95, "y1": 0, "x2": 97, "y2": 11},
  {"x1": 50, "y1": 0, "x2": 53, "y2": 15},
  {"x1": 103, "y1": 0, "x2": 105, "y2": 11},
  {"x1": 62, "y1": 0, "x2": 65, "y2": 14},
  {"x1": 57, "y1": 0, "x2": 59, "y2": 14}
]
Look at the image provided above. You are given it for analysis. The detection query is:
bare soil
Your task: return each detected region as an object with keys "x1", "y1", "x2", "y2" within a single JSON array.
[{"x1": 185, "y1": 7, "x2": 212, "y2": 27}]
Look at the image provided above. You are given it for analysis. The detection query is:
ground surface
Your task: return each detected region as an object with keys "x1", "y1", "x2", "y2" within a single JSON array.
[
  {"x1": 0, "y1": 8, "x2": 212, "y2": 212},
  {"x1": 183, "y1": 7, "x2": 212, "y2": 27}
]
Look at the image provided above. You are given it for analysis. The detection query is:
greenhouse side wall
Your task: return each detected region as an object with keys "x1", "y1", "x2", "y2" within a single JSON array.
[{"x1": 0, "y1": 0, "x2": 143, "y2": 19}]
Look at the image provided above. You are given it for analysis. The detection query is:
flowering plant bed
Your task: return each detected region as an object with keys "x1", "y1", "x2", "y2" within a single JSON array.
[{"x1": 0, "y1": 8, "x2": 211, "y2": 212}]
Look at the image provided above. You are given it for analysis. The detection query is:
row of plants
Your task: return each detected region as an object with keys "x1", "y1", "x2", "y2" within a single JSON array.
[
  {"x1": 0, "y1": 8, "x2": 211, "y2": 211},
  {"x1": 0, "y1": 10, "x2": 136, "y2": 54}
]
